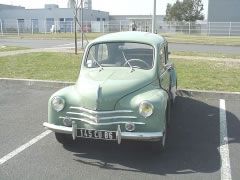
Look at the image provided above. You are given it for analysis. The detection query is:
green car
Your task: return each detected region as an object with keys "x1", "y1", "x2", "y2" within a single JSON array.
[{"x1": 43, "y1": 31, "x2": 177, "y2": 150}]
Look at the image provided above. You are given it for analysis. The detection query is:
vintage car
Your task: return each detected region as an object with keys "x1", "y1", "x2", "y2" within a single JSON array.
[{"x1": 43, "y1": 31, "x2": 177, "y2": 150}]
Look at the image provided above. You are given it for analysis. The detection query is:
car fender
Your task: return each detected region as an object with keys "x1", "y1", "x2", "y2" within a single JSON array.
[
  {"x1": 48, "y1": 85, "x2": 80, "y2": 125},
  {"x1": 116, "y1": 86, "x2": 169, "y2": 132}
]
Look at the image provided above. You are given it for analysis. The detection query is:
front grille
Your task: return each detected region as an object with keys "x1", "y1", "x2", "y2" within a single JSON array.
[{"x1": 59, "y1": 106, "x2": 145, "y2": 126}]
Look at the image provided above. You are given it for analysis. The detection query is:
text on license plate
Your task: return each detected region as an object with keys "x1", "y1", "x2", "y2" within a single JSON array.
[{"x1": 77, "y1": 129, "x2": 117, "y2": 140}]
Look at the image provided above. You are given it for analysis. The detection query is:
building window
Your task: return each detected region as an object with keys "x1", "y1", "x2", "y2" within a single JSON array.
[
  {"x1": 17, "y1": 19, "x2": 25, "y2": 33},
  {"x1": 31, "y1": 19, "x2": 39, "y2": 33},
  {"x1": 65, "y1": 18, "x2": 73, "y2": 22},
  {"x1": 102, "y1": 18, "x2": 105, "y2": 21},
  {"x1": 97, "y1": 18, "x2": 100, "y2": 21},
  {"x1": 46, "y1": 18, "x2": 54, "y2": 32}
]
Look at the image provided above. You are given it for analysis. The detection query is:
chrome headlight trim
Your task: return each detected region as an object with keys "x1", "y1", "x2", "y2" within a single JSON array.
[
  {"x1": 51, "y1": 96, "x2": 65, "y2": 112},
  {"x1": 139, "y1": 101, "x2": 154, "y2": 118}
]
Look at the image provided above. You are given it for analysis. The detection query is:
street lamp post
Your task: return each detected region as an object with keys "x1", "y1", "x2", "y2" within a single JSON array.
[
  {"x1": 152, "y1": 0, "x2": 156, "y2": 33},
  {"x1": 81, "y1": 0, "x2": 84, "y2": 49}
]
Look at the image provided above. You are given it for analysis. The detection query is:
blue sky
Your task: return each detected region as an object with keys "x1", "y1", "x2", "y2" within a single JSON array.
[{"x1": 0, "y1": 0, "x2": 209, "y2": 17}]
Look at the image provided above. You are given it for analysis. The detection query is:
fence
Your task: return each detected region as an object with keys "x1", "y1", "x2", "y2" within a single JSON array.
[{"x1": 0, "y1": 19, "x2": 240, "y2": 36}]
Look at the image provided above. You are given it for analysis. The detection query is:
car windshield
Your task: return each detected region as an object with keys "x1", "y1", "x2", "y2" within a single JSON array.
[{"x1": 85, "y1": 42, "x2": 154, "y2": 70}]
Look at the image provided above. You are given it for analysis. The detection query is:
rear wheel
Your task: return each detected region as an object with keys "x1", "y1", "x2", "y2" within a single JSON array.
[{"x1": 55, "y1": 133, "x2": 74, "y2": 145}]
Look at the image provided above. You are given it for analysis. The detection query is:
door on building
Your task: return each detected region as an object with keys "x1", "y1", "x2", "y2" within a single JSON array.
[
  {"x1": 46, "y1": 18, "x2": 54, "y2": 32},
  {"x1": 17, "y1": 19, "x2": 25, "y2": 33},
  {"x1": 31, "y1": 19, "x2": 39, "y2": 33}
]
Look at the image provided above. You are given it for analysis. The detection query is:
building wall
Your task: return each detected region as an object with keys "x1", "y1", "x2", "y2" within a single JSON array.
[
  {"x1": 0, "y1": 8, "x2": 109, "y2": 22},
  {"x1": 208, "y1": 0, "x2": 240, "y2": 22},
  {"x1": 0, "y1": 4, "x2": 24, "y2": 10},
  {"x1": 110, "y1": 15, "x2": 164, "y2": 32},
  {"x1": 0, "y1": 5, "x2": 109, "y2": 33}
]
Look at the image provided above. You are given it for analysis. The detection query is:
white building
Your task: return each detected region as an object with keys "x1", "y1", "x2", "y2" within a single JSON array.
[
  {"x1": 0, "y1": 1, "x2": 167, "y2": 34},
  {"x1": 0, "y1": 2, "x2": 109, "y2": 33}
]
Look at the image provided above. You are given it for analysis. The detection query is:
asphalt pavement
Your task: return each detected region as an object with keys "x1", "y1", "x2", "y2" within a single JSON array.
[
  {"x1": 1, "y1": 38, "x2": 240, "y2": 54},
  {"x1": 0, "y1": 82, "x2": 239, "y2": 180}
]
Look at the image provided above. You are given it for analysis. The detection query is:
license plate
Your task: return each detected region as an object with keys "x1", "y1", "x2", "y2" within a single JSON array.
[{"x1": 77, "y1": 128, "x2": 117, "y2": 140}]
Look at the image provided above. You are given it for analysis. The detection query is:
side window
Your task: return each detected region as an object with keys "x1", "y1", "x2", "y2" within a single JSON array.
[
  {"x1": 160, "y1": 47, "x2": 165, "y2": 65},
  {"x1": 97, "y1": 44, "x2": 108, "y2": 62},
  {"x1": 165, "y1": 44, "x2": 169, "y2": 64}
]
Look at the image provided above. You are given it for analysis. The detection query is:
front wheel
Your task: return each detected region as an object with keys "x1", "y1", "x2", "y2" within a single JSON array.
[
  {"x1": 55, "y1": 133, "x2": 74, "y2": 145},
  {"x1": 152, "y1": 128, "x2": 167, "y2": 152},
  {"x1": 151, "y1": 111, "x2": 168, "y2": 152}
]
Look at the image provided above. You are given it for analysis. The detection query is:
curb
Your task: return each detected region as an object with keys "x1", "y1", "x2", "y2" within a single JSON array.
[
  {"x1": 0, "y1": 78, "x2": 74, "y2": 88},
  {"x1": 177, "y1": 89, "x2": 240, "y2": 99},
  {"x1": 1, "y1": 78, "x2": 240, "y2": 99}
]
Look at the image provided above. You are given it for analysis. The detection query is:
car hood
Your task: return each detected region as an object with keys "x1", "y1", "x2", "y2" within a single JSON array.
[{"x1": 76, "y1": 68, "x2": 154, "y2": 110}]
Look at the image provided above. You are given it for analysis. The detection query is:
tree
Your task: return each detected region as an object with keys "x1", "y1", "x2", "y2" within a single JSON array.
[
  {"x1": 164, "y1": 0, "x2": 204, "y2": 22},
  {"x1": 72, "y1": 0, "x2": 84, "y2": 54},
  {"x1": 164, "y1": 3, "x2": 172, "y2": 22}
]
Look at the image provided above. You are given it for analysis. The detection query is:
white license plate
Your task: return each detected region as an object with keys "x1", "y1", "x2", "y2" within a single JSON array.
[{"x1": 77, "y1": 128, "x2": 117, "y2": 140}]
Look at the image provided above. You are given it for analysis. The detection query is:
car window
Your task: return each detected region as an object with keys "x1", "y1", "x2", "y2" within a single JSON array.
[
  {"x1": 86, "y1": 42, "x2": 154, "y2": 70},
  {"x1": 165, "y1": 44, "x2": 169, "y2": 64},
  {"x1": 98, "y1": 44, "x2": 108, "y2": 62},
  {"x1": 160, "y1": 45, "x2": 168, "y2": 66},
  {"x1": 160, "y1": 47, "x2": 165, "y2": 64}
]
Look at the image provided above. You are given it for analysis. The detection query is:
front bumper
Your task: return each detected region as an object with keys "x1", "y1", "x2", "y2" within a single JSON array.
[{"x1": 43, "y1": 121, "x2": 163, "y2": 144}]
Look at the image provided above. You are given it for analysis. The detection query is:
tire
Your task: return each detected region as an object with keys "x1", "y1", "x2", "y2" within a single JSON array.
[
  {"x1": 55, "y1": 133, "x2": 74, "y2": 145},
  {"x1": 151, "y1": 110, "x2": 168, "y2": 152},
  {"x1": 166, "y1": 102, "x2": 171, "y2": 128}
]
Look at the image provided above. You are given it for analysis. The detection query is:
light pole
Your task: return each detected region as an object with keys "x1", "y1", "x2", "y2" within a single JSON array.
[
  {"x1": 81, "y1": 0, "x2": 84, "y2": 49},
  {"x1": 152, "y1": 0, "x2": 156, "y2": 33}
]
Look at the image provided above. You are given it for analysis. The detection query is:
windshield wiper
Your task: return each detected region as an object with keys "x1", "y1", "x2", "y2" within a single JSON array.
[
  {"x1": 122, "y1": 51, "x2": 134, "y2": 72},
  {"x1": 90, "y1": 52, "x2": 104, "y2": 71}
]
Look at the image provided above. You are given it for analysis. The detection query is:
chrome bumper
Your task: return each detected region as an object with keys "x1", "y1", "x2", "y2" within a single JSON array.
[{"x1": 43, "y1": 121, "x2": 163, "y2": 144}]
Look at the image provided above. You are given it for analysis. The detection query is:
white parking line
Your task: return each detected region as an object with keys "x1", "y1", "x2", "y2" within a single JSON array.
[
  {"x1": 219, "y1": 99, "x2": 232, "y2": 180},
  {"x1": 0, "y1": 130, "x2": 51, "y2": 165},
  {"x1": 55, "y1": 42, "x2": 75, "y2": 47},
  {"x1": 55, "y1": 42, "x2": 83, "y2": 47}
]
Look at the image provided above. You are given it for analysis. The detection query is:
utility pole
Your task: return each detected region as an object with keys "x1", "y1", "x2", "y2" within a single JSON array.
[
  {"x1": 152, "y1": 0, "x2": 156, "y2": 33},
  {"x1": 74, "y1": 6, "x2": 77, "y2": 54},
  {"x1": 81, "y1": 0, "x2": 84, "y2": 49}
]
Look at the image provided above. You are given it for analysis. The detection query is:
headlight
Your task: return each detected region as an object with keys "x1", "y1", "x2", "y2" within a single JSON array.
[
  {"x1": 139, "y1": 101, "x2": 154, "y2": 118},
  {"x1": 51, "y1": 96, "x2": 65, "y2": 112}
]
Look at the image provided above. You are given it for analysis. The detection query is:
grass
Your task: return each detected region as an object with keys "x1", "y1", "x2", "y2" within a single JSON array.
[
  {"x1": 171, "y1": 51, "x2": 240, "y2": 59},
  {"x1": 0, "y1": 52, "x2": 82, "y2": 82},
  {"x1": 173, "y1": 59, "x2": 240, "y2": 92},
  {"x1": 0, "y1": 52, "x2": 239, "y2": 92},
  {"x1": 1, "y1": 32, "x2": 240, "y2": 46},
  {"x1": 163, "y1": 33, "x2": 240, "y2": 46},
  {"x1": 0, "y1": 45, "x2": 30, "y2": 52}
]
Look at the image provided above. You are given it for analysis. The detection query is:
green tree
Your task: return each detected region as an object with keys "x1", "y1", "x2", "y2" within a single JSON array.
[
  {"x1": 164, "y1": 0, "x2": 204, "y2": 22},
  {"x1": 164, "y1": 3, "x2": 172, "y2": 22}
]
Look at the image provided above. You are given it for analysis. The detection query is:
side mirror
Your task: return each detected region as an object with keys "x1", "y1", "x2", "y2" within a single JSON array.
[
  {"x1": 87, "y1": 60, "x2": 94, "y2": 68},
  {"x1": 164, "y1": 63, "x2": 173, "y2": 71}
]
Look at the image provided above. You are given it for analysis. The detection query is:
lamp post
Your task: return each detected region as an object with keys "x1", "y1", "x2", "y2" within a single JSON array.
[
  {"x1": 152, "y1": 0, "x2": 156, "y2": 33},
  {"x1": 81, "y1": 0, "x2": 84, "y2": 49}
]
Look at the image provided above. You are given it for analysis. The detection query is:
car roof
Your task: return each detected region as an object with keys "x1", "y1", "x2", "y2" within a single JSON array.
[{"x1": 90, "y1": 31, "x2": 166, "y2": 47}]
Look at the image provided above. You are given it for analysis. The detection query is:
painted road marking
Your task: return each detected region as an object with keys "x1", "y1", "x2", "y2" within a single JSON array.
[
  {"x1": 0, "y1": 130, "x2": 51, "y2": 165},
  {"x1": 219, "y1": 99, "x2": 232, "y2": 180},
  {"x1": 55, "y1": 42, "x2": 75, "y2": 47},
  {"x1": 55, "y1": 42, "x2": 83, "y2": 47}
]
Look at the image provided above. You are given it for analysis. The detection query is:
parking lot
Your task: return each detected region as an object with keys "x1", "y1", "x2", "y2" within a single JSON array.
[{"x1": 0, "y1": 82, "x2": 239, "y2": 180}]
